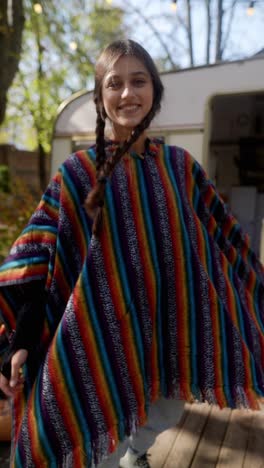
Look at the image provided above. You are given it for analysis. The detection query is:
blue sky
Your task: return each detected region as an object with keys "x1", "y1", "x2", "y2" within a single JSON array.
[{"x1": 113, "y1": 0, "x2": 264, "y2": 67}]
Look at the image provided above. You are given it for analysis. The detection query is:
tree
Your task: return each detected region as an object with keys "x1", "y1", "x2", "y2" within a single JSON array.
[
  {"x1": 2, "y1": 0, "x2": 263, "y2": 168},
  {"x1": 119, "y1": 0, "x2": 264, "y2": 68},
  {"x1": 3, "y1": 0, "x2": 126, "y2": 189},
  {"x1": 0, "y1": 0, "x2": 24, "y2": 124}
]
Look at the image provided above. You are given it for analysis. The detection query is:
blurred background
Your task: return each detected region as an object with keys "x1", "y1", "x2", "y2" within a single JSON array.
[
  {"x1": 0, "y1": 0, "x2": 264, "y2": 454},
  {"x1": 0, "y1": 0, "x2": 263, "y2": 282}
]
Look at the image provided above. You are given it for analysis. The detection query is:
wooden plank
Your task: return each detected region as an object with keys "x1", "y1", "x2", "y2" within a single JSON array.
[
  {"x1": 217, "y1": 409, "x2": 254, "y2": 468},
  {"x1": 149, "y1": 427, "x2": 184, "y2": 468},
  {"x1": 164, "y1": 402, "x2": 211, "y2": 468},
  {"x1": 191, "y1": 405, "x2": 231, "y2": 468},
  {"x1": 243, "y1": 403, "x2": 264, "y2": 468},
  {"x1": 149, "y1": 404, "x2": 189, "y2": 468}
]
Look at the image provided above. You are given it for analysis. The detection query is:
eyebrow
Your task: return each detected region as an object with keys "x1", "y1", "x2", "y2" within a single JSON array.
[{"x1": 105, "y1": 71, "x2": 149, "y2": 81}]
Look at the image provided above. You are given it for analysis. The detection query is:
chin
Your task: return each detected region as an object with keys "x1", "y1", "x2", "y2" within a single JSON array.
[{"x1": 118, "y1": 118, "x2": 143, "y2": 130}]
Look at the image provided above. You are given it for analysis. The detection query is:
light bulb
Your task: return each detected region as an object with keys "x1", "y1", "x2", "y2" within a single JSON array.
[
  {"x1": 247, "y1": 1, "x2": 255, "y2": 16},
  {"x1": 171, "y1": 0, "x2": 177, "y2": 12},
  {"x1": 33, "y1": 3, "x2": 43, "y2": 14},
  {"x1": 69, "y1": 41, "x2": 78, "y2": 51}
]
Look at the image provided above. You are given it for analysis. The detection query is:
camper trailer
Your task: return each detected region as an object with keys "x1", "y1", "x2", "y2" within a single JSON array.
[{"x1": 51, "y1": 55, "x2": 264, "y2": 262}]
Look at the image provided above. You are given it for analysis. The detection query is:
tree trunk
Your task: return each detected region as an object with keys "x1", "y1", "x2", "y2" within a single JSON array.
[
  {"x1": 186, "y1": 0, "x2": 194, "y2": 66},
  {"x1": 215, "y1": 0, "x2": 223, "y2": 62},
  {"x1": 0, "y1": 0, "x2": 24, "y2": 124},
  {"x1": 205, "y1": 0, "x2": 211, "y2": 64},
  {"x1": 221, "y1": 0, "x2": 238, "y2": 59},
  {"x1": 34, "y1": 11, "x2": 47, "y2": 191}
]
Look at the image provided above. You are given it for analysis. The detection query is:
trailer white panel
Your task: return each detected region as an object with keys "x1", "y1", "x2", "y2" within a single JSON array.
[{"x1": 51, "y1": 56, "x2": 264, "y2": 260}]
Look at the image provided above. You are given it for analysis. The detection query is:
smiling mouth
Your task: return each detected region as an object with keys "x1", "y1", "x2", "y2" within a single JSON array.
[{"x1": 118, "y1": 104, "x2": 140, "y2": 112}]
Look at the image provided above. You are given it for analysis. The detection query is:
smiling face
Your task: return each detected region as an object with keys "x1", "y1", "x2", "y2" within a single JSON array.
[{"x1": 102, "y1": 55, "x2": 154, "y2": 141}]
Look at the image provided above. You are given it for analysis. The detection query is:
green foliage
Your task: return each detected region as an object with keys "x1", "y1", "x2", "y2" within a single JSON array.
[
  {"x1": 0, "y1": 0, "x2": 127, "y2": 258},
  {"x1": 3, "y1": 0, "x2": 126, "y2": 152},
  {"x1": 0, "y1": 165, "x2": 10, "y2": 193},
  {"x1": 88, "y1": 4, "x2": 126, "y2": 52}
]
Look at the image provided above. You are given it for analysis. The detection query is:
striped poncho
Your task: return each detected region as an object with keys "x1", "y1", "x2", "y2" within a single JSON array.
[{"x1": 0, "y1": 140, "x2": 264, "y2": 467}]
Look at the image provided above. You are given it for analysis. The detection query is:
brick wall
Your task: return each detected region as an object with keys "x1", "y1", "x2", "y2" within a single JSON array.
[{"x1": 0, "y1": 145, "x2": 50, "y2": 192}]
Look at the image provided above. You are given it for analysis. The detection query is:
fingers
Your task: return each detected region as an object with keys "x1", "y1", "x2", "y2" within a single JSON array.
[
  {"x1": 0, "y1": 368, "x2": 25, "y2": 397},
  {"x1": 0, "y1": 349, "x2": 28, "y2": 398},
  {"x1": 0, "y1": 373, "x2": 25, "y2": 397},
  {"x1": 0, "y1": 373, "x2": 14, "y2": 398},
  {"x1": 10, "y1": 349, "x2": 28, "y2": 389}
]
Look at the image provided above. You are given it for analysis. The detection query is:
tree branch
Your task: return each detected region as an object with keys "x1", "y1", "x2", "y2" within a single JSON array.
[
  {"x1": 125, "y1": 0, "x2": 177, "y2": 69},
  {"x1": 221, "y1": 0, "x2": 239, "y2": 57},
  {"x1": 215, "y1": 0, "x2": 223, "y2": 61}
]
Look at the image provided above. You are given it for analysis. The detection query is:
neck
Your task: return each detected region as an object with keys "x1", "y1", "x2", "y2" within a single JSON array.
[{"x1": 108, "y1": 129, "x2": 148, "y2": 154}]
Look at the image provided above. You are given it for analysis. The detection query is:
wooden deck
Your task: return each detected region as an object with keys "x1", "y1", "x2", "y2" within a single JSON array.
[
  {"x1": 1, "y1": 401, "x2": 264, "y2": 467},
  {"x1": 148, "y1": 402, "x2": 264, "y2": 468}
]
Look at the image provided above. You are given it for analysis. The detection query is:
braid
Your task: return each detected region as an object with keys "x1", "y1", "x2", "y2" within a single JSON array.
[
  {"x1": 84, "y1": 110, "x2": 107, "y2": 225},
  {"x1": 84, "y1": 103, "x2": 159, "y2": 237},
  {"x1": 84, "y1": 39, "x2": 164, "y2": 236},
  {"x1": 95, "y1": 111, "x2": 106, "y2": 171}
]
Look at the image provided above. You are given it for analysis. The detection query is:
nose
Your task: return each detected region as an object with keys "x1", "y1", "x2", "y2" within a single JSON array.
[{"x1": 121, "y1": 84, "x2": 135, "y2": 99}]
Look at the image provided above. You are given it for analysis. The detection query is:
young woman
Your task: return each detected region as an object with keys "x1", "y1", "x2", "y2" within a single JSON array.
[{"x1": 0, "y1": 39, "x2": 264, "y2": 468}]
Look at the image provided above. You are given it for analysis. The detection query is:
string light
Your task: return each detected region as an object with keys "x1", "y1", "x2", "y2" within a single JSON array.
[
  {"x1": 170, "y1": 0, "x2": 177, "y2": 12},
  {"x1": 247, "y1": 1, "x2": 255, "y2": 15},
  {"x1": 69, "y1": 41, "x2": 78, "y2": 51},
  {"x1": 168, "y1": 0, "x2": 260, "y2": 15},
  {"x1": 33, "y1": 3, "x2": 43, "y2": 14}
]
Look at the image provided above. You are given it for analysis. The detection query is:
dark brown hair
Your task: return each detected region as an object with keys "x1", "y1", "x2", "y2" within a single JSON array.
[{"x1": 85, "y1": 39, "x2": 164, "y2": 235}]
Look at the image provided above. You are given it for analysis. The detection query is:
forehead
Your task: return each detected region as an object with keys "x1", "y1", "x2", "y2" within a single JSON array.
[{"x1": 104, "y1": 55, "x2": 150, "y2": 80}]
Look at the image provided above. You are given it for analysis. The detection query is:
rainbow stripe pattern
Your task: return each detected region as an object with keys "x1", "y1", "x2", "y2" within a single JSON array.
[{"x1": 0, "y1": 141, "x2": 264, "y2": 467}]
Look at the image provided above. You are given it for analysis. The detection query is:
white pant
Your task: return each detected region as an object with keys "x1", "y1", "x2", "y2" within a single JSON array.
[{"x1": 98, "y1": 398, "x2": 185, "y2": 467}]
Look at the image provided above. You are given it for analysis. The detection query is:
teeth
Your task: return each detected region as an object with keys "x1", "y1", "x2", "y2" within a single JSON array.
[{"x1": 120, "y1": 105, "x2": 138, "y2": 111}]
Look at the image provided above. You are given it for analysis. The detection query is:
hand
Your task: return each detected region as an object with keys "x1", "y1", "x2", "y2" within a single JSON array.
[{"x1": 0, "y1": 349, "x2": 28, "y2": 398}]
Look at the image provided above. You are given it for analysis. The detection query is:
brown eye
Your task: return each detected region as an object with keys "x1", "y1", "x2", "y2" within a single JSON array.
[
  {"x1": 107, "y1": 80, "x2": 120, "y2": 89},
  {"x1": 134, "y1": 79, "x2": 146, "y2": 87}
]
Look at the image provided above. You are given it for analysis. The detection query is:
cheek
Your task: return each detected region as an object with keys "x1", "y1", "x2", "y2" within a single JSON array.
[
  {"x1": 103, "y1": 94, "x2": 116, "y2": 115},
  {"x1": 146, "y1": 88, "x2": 154, "y2": 110}
]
